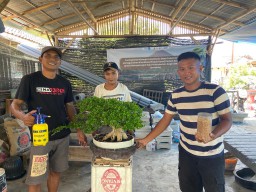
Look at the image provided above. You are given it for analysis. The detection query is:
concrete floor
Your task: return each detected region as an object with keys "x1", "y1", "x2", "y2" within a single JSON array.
[{"x1": 6, "y1": 120, "x2": 256, "y2": 192}]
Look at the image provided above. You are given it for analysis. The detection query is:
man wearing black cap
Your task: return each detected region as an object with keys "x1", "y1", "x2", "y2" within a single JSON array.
[
  {"x1": 94, "y1": 62, "x2": 132, "y2": 102},
  {"x1": 10, "y1": 46, "x2": 87, "y2": 192}
]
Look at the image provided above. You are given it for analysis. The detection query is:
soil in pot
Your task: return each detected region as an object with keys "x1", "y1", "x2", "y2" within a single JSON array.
[{"x1": 93, "y1": 134, "x2": 134, "y2": 142}]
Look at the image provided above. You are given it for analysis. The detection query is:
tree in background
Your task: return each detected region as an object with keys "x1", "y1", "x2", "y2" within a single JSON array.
[{"x1": 224, "y1": 58, "x2": 256, "y2": 90}]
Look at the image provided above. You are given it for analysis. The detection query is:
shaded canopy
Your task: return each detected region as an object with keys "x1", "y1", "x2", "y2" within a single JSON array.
[
  {"x1": 221, "y1": 21, "x2": 256, "y2": 44},
  {"x1": 0, "y1": 0, "x2": 255, "y2": 44}
]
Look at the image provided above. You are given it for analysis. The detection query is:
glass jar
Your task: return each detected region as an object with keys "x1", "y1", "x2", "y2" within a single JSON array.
[{"x1": 197, "y1": 112, "x2": 212, "y2": 141}]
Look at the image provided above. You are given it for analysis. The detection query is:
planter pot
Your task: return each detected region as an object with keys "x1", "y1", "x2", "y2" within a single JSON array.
[
  {"x1": 92, "y1": 126, "x2": 135, "y2": 149},
  {"x1": 224, "y1": 151, "x2": 238, "y2": 172},
  {"x1": 234, "y1": 167, "x2": 256, "y2": 190},
  {"x1": 2, "y1": 156, "x2": 26, "y2": 180},
  {"x1": 90, "y1": 130, "x2": 137, "y2": 160},
  {"x1": 90, "y1": 140, "x2": 136, "y2": 160},
  {"x1": 93, "y1": 137, "x2": 134, "y2": 149},
  {"x1": 225, "y1": 157, "x2": 237, "y2": 171}
]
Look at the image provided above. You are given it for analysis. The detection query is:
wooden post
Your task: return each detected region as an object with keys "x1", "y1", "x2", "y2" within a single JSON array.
[{"x1": 5, "y1": 99, "x2": 13, "y2": 116}]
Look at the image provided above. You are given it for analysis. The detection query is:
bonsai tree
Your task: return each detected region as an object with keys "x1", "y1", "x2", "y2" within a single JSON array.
[{"x1": 54, "y1": 96, "x2": 143, "y2": 142}]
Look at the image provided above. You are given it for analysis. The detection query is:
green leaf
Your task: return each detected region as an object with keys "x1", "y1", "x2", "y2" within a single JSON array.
[{"x1": 54, "y1": 96, "x2": 143, "y2": 134}]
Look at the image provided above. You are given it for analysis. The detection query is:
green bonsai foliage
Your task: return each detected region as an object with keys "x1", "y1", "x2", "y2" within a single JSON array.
[{"x1": 54, "y1": 97, "x2": 143, "y2": 141}]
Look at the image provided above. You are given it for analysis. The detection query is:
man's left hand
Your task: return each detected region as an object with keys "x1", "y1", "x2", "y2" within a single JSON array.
[
  {"x1": 195, "y1": 132, "x2": 216, "y2": 143},
  {"x1": 77, "y1": 129, "x2": 87, "y2": 146}
]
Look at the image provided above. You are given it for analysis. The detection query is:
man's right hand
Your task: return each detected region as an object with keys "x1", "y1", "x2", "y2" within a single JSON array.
[
  {"x1": 22, "y1": 110, "x2": 37, "y2": 127},
  {"x1": 135, "y1": 138, "x2": 148, "y2": 149}
]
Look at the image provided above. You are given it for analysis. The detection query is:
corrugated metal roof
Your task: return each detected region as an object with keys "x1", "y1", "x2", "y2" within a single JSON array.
[{"x1": 0, "y1": 0, "x2": 255, "y2": 42}]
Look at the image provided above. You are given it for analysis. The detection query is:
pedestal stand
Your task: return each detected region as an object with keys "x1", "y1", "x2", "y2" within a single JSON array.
[{"x1": 90, "y1": 141, "x2": 135, "y2": 192}]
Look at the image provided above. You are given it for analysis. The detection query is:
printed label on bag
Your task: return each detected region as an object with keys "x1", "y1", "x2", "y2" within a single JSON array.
[
  {"x1": 31, "y1": 154, "x2": 48, "y2": 177},
  {"x1": 101, "y1": 169, "x2": 121, "y2": 192},
  {"x1": 18, "y1": 132, "x2": 30, "y2": 148}
]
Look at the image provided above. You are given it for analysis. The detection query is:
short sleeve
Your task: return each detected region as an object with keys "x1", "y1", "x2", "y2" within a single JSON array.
[
  {"x1": 213, "y1": 86, "x2": 231, "y2": 115},
  {"x1": 94, "y1": 85, "x2": 100, "y2": 97},
  {"x1": 65, "y1": 81, "x2": 74, "y2": 103},
  {"x1": 125, "y1": 87, "x2": 132, "y2": 102},
  {"x1": 15, "y1": 75, "x2": 30, "y2": 103}
]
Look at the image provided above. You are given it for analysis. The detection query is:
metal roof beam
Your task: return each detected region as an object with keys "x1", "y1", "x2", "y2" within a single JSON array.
[
  {"x1": 170, "y1": 0, "x2": 186, "y2": 19},
  {"x1": 208, "y1": 29, "x2": 220, "y2": 55},
  {"x1": 142, "y1": 8, "x2": 215, "y2": 32},
  {"x1": 151, "y1": 1, "x2": 155, "y2": 11},
  {"x1": 23, "y1": 2, "x2": 62, "y2": 15},
  {"x1": 56, "y1": 21, "x2": 86, "y2": 34},
  {"x1": 0, "y1": 36, "x2": 18, "y2": 47},
  {"x1": 55, "y1": 7, "x2": 216, "y2": 36},
  {"x1": 3, "y1": 2, "x2": 60, "y2": 21},
  {"x1": 0, "y1": 0, "x2": 10, "y2": 12},
  {"x1": 137, "y1": 8, "x2": 213, "y2": 32},
  {"x1": 3, "y1": 1, "x2": 64, "y2": 30},
  {"x1": 55, "y1": 34, "x2": 214, "y2": 38},
  {"x1": 129, "y1": 0, "x2": 136, "y2": 34},
  {"x1": 211, "y1": 0, "x2": 248, "y2": 9},
  {"x1": 66, "y1": 0, "x2": 98, "y2": 35},
  {"x1": 56, "y1": 23, "x2": 87, "y2": 35},
  {"x1": 46, "y1": 31, "x2": 54, "y2": 46},
  {"x1": 80, "y1": 2, "x2": 97, "y2": 23},
  {"x1": 199, "y1": 4, "x2": 224, "y2": 24},
  {"x1": 146, "y1": 0, "x2": 175, "y2": 9},
  {"x1": 42, "y1": 11, "x2": 85, "y2": 26},
  {"x1": 196, "y1": 5, "x2": 243, "y2": 26},
  {"x1": 169, "y1": 0, "x2": 198, "y2": 33},
  {"x1": 218, "y1": 7, "x2": 256, "y2": 29},
  {"x1": 24, "y1": 0, "x2": 64, "y2": 29},
  {"x1": 62, "y1": 38, "x2": 76, "y2": 54},
  {"x1": 140, "y1": 0, "x2": 144, "y2": 8},
  {"x1": 122, "y1": 0, "x2": 125, "y2": 9},
  {"x1": 147, "y1": 0, "x2": 234, "y2": 26},
  {"x1": 55, "y1": 10, "x2": 129, "y2": 35},
  {"x1": 189, "y1": 36, "x2": 200, "y2": 45},
  {"x1": 3, "y1": 7, "x2": 53, "y2": 33}
]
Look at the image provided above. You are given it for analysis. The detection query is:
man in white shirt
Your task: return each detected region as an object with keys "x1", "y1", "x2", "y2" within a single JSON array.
[{"x1": 94, "y1": 62, "x2": 132, "y2": 102}]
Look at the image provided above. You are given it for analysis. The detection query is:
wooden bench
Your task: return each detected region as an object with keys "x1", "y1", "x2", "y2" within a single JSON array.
[
  {"x1": 224, "y1": 134, "x2": 256, "y2": 173},
  {"x1": 69, "y1": 133, "x2": 93, "y2": 162}
]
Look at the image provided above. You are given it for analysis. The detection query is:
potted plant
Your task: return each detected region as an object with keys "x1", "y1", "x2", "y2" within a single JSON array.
[{"x1": 54, "y1": 96, "x2": 143, "y2": 150}]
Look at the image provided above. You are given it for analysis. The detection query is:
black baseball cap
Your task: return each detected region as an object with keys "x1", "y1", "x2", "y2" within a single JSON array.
[
  {"x1": 41, "y1": 46, "x2": 62, "y2": 58},
  {"x1": 103, "y1": 62, "x2": 119, "y2": 71}
]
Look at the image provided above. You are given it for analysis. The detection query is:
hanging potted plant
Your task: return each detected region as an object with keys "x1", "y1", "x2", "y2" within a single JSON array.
[{"x1": 54, "y1": 96, "x2": 144, "y2": 159}]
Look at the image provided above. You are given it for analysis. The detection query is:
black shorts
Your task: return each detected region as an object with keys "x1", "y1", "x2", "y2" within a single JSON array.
[{"x1": 178, "y1": 145, "x2": 225, "y2": 192}]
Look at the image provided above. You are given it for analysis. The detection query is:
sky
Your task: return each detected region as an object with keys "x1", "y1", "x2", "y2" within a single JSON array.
[{"x1": 212, "y1": 39, "x2": 256, "y2": 67}]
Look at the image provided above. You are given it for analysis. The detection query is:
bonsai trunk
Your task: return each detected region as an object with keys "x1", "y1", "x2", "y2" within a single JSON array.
[{"x1": 103, "y1": 127, "x2": 128, "y2": 141}]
